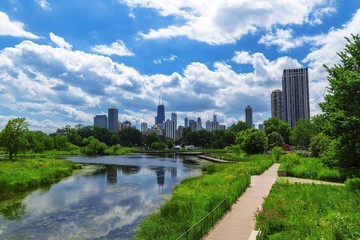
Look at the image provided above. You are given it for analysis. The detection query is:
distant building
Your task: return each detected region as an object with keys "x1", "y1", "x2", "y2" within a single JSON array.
[
  {"x1": 141, "y1": 122, "x2": 148, "y2": 133},
  {"x1": 165, "y1": 119, "x2": 176, "y2": 140},
  {"x1": 211, "y1": 120, "x2": 219, "y2": 131},
  {"x1": 149, "y1": 125, "x2": 163, "y2": 136},
  {"x1": 155, "y1": 96, "x2": 165, "y2": 126},
  {"x1": 94, "y1": 115, "x2": 107, "y2": 129},
  {"x1": 189, "y1": 120, "x2": 197, "y2": 132},
  {"x1": 171, "y1": 112, "x2": 177, "y2": 129},
  {"x1": 184, "y1": 116, "x2": 189, "y2": 128},
  {"x1": 213, "y1": 114, "x2": 217, "y2": 122},
  {"x1": 271, "y1": 89, "x2": 283, "y2": 119},
  {"x1": 219, "y1": 124, "x2": 226, "y2": 130},
  {"x1": 178, "y1": 126, "x2": 184, "y2": 138},
  {"x1": 206, "y1": 120, "x2": 212, "y2": 131},
  {"x1": 197, "y1": 117, "x2": 202, "y2": 131},
  {"x1": 245, "y1": 105, "x2": 253, "y2": 128},
  {"x1": 282, "y1": 68, "x2": 310, "y2": 128},
  {"x1": 108, "y1": 107, "x2": 119, "y2": 132},
  {"x1": 258, "y1": 123, "x2": 264, "y2": 130}
]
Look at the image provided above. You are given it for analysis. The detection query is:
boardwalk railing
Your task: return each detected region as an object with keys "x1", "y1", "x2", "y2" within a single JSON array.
[{"x1": 176, "y1": 197, "x2": 230, "y2": 240}]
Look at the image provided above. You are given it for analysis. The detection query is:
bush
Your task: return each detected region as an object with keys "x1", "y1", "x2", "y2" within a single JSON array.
[
  {"x1": 345, "y1": 178, "x2": 360, "y2": 191},
  {"x1": 272, "y1": 146, "x2": 283, "y2": 162},
  {"x1": 280, "y1": 153, "x2": 299, "y2": 171}
]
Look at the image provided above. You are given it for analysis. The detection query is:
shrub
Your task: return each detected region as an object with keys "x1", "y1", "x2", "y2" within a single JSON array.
[
  {"x1": 345, "y1": 178, "x2": 360, "y2": 191},
  {"x1": 272, "y1": 146, "x2": 283, "y2": 162}
]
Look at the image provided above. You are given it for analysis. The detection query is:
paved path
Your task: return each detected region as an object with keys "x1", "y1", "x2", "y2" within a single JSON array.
[
  {"x1": 279, "y1": 177, "x2": 344, "y2": 186},
  {"x1": 204, "y1": 163, "x2": 280, "y2": 240}
]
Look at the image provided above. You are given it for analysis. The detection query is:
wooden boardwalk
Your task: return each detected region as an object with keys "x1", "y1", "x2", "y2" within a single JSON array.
[{"x1": 204, "y1": 163, "x2": 280, "y2": 240}]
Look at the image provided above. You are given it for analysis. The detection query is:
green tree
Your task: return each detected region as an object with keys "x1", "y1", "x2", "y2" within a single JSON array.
[
  {"x1": 310, "y1": 132, "x2": 330, "y2": 158},
  {"x1": 320, "y1": 34, "x2": 360, "y2": 168},
  {"x1": 236, "y1": 128, "x2": 267, "y2": 154},
  {"x1": 264, "y1": 117, "x2": 291, "y2": 143},
  {"x1": 118, "y1": 128, "x2": 143, "y2": 147},
  {"x1": 82, "y1": 136, "x2": 107, "y2": 155},
  {"x1": 151, "y1": 141, "x2": 166, "y2": 150},
  {"x1": 290, "y1": 118, "x2": 317, "y2": 150},
  {"x1": 267, "y1": 131, "x2": 284, "y2": 148},
  {"x1": 145, "y1": 132, "x2": 160, "y2": 147},
  {"x1": 0, "y1": 117, "x2": 29, "y2": 159},
  {"x1": 229, "y1": 121, "x2": 250, "y2": 133},
  {"x1": 27, "y1": 131, "x2": 54, "y2": 153}
]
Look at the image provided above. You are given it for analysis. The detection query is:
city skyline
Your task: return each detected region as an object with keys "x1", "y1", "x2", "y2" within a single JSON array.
[{"x1": 0, "y1": 1, "x2": 360, "y2": 133}]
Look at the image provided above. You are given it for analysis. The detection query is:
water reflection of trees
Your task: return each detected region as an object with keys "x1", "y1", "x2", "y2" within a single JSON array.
[{"x1": 118, "y1": 165, "x2": 140, "y2": 175}]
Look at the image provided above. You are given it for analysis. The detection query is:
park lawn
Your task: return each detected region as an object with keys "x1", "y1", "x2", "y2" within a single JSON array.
[
  {"x1": 135, "y1": 154, "x2": 274, "y2": 240},
  {"x1": 0, "y1": 158, "x2": 82, "y2": 200},
  {"x1": 256, "y1": 180, "x2": 360, "y2": 239}
]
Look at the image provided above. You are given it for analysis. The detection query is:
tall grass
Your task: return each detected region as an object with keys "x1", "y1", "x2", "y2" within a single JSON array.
[
  {"x1": 135, "y1": 154, "x2": 273, "y2": 239},
  {"x1": 280, "y1": 153, "x2": 342, "y2": 182},
  {"x1": 0, "y1": 158, "x2": 81, "y2": 200},
  {"x1": 256, "y1": 181, "x2": 360, "y2": 239}
]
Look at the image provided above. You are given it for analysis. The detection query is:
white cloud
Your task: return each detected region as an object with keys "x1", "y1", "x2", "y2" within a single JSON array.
[
  {"x1": 258, "y1": 28, "x2": 307, "y2": 52},
  {"x1": 91, "y1": 41, "x2": 134, "y2": 57},
  {"x1": 119, "y1": 0, "x2": 336, "y2": 45},
  {"x1": 232, "y1": 51, "x2": 252, "y2": 64},
  {"x1": 49, "y1": 32, "x2": 73, "y2": 50},
  {"x1": 35, "y1": 0, "x2": 51, "y2": 11},
  {"x1": 0, "y1": 11, "x2": 39, "y2": 38}
]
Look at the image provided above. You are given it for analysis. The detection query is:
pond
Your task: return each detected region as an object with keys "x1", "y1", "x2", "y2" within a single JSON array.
[{"x1": 0, "y1": 154, "x2": 206, "y2": 239}]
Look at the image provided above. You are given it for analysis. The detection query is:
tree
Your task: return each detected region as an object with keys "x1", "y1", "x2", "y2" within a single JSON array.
[
  {"x1": 264, "y1": 117, "x2": 291, "y2": 143},
  {"x1": 229, "y1": 121, "x2": 250, "y2": 133},
  {"x1": 118, "y1": 128, "x2": 143, "y2": 147},
  {"x1": 310, "y1": 132, "x2": 330, "y2": 158},
  {"x1": 267, "y1": 131, "x2": 284, "y2": 149},
  {"x1": 82, "y1": 136, "x2": 107, "y2": 155},
  {"x1": 236, "y1": 128, "x2": 267, "y2": 154},
  {"x1": 290, "y1": 118, "x2": 317, "y2": 150},
  {"x1": 320, "y1": 34, "x2": 360, "y2": 168},
  {"x1": 0, "y1": 117, "x2": 29, "y2": 159},
  {"x1": 27, "y1": 131, "x2": 54, "y2": 153}
]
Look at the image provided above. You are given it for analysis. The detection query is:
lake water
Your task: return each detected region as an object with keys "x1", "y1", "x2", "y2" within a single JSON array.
[{"x1": 0, "y1": 154, "x2": 206, "y2": 240}]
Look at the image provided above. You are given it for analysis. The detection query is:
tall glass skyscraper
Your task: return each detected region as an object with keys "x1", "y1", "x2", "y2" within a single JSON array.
[
  {"x1": 282, "y1": 68, "x2": 310, "y2": 128},
  {"x1": 155, "y1": 103, "x2": 165, "y2": 125},
  {"x1": 94, "y1": 115, "x2": 107, "y2": 129},
  {"x1": 271, "y1": 89, "x2": 283, "y2": 120},
  {"x1": 245, "y1": 105, "x2": 253, "y2": 128},
  {"x1": 108, "y1": 107, "x2": 119, "y2": 132}
]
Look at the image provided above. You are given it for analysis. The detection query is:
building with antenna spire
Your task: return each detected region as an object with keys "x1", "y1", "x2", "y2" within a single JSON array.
[{"x1": 155, "y1": 96, "x2": 165, "y2": 125}]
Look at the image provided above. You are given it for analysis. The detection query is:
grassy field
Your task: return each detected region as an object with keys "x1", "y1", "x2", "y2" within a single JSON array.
[
  {"x1": 0, "y1": 158, "x2": 82, "y2": 200},
  {"x1": 135, "y1": 154, "x2": 274, "y2": 240},
  {"x1": 256, "y1": 180, "x2": 360, "y2": 239},
  {"x1": 279, "y1": 153, "x2": 343, "y2": 182}
]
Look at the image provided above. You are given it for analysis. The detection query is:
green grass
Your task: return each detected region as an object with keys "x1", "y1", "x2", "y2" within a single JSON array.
[
  {"x1": 280, "y1": 153, "x2": 343, "y2": 182},
  {"x1": 135, "y1": 154, "x2": 274, "y2": 240},
  {"x1": 256, "y1": 180, "x2": 360, "y2": 239},
  {"x1": 0, "y1": 158, "x2": 82, "y2": 200}
]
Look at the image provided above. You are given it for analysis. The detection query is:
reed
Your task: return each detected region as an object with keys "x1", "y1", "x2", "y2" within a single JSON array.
[{"x1": 0, "y1": 158, "x2": 81, "y2": 200}]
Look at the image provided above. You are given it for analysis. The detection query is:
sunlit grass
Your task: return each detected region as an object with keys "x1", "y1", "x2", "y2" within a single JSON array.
[
  {"x1": 0, "y1": 158, "x2": 81, "y2": 200},
  {"x1": 256, "y1": 181, "x2": 360, "y2": 239},
  {"x1": 135, "y1": 154, "x2": 274, "y2": 239}
]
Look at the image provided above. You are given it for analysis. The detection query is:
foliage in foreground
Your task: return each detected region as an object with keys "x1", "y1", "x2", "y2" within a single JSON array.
[
  {"x1": 136, "y1": 154, "x2": 273, "y2": 240},
  {"x1": 279, "y1": 153, "x2": 342, "y2": 182},
  {"x1": 256, "y1": 181, "x2": 360, "y2": 239},
  {"x1": 0, "y1": 158, "x2": 81, "y2": 200}
]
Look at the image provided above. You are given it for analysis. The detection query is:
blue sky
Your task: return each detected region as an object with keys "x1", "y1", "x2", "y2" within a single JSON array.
[{"x1": 1, "y1": 0, "x2": 360, "y2": 133}]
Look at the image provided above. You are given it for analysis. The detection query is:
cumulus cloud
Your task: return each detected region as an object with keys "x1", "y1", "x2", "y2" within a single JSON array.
[
  {"x1": 91, "y1": 41, "x2": 134, "y2": 57},
  {"x1": 119, "y1": 0, "x2": 336, "y2": 45},
  {"x1": 49, "y1": 32, "x2": 73, "y2": 50},
  {"x1": 0, "y1": 11, "x2": 39, "y2": 38}
]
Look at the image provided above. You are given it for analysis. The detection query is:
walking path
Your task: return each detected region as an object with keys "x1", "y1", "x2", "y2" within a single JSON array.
[{"x1": 204, "y1": 163, "x2": 280, "y2": 240}]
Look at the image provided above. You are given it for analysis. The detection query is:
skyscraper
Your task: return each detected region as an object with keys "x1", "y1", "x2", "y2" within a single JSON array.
[
  {"x1": 271, "y1": 89, "x2": 283, "y2": 119},
  {"x1": 165, "y1": 119, "x2": 176, "y2": 140},
  {"x1": 282, "y1": 68, "x2": 310, "y2": 128},
  {"x1": 197, "y1": 117, "x2": 202, "y2": 131},
  {"x1": 108, "y1": 107, "x2": 119, "y2": 132},
  {"x1": 141, "y1": 122, "x2": 148, "y2": 133},
  {"x1": 94, "y1": 115, "x2": 107, "y2": 129},
  {"x1": 245, "y1": 105, "x2": 253, "y2": 128},
  {"x1": 171, "y1": 112, "x2": 177, "y2": 129},
  {"x1": 155, "y1": 100, "x2": 165, "y2": 125},
  {"x1": 184, "y1": 116, "x2": 189, "y2": 128}
]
